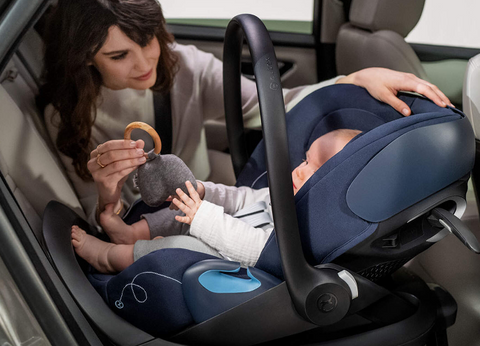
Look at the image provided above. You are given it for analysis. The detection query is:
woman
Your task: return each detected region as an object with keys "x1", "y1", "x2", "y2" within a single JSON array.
[{"x1": 41, "y1": 0, "x2": 452, "y2": 228}]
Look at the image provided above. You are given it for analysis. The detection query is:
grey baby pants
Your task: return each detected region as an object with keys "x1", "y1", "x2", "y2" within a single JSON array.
[{"x1": 133, "y1": 206, "x2": 221, "y2": 261}]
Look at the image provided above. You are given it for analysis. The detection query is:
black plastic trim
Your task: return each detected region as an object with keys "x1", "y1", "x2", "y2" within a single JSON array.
[
  {"x1": 42, "y1": 201, "x2": 162, "y2": 346},
  {"x1": 471, "y1": 139, "x2": 480, "y2": 216},
  {"x1": 411, "y1": 43, "x2": 480, "y2": 62},
  {"x1": 335, "y1": 176, "x2": 469, "y2": 275},
  {"x1": 167, "y1": 23, "x2": 315, "y2": 48},
  {"x1": 0, "y1": 176, "x2": 91, "y2": 345},
  {"x1": 173, "y1": 267, "x2": 439, "y2": 346},
  {"x1": 313, "y1": 0, "x2": 339, "y2": 81},
  {"x1": 0, "y1": 0, "x2": 51, "y2": 73}
]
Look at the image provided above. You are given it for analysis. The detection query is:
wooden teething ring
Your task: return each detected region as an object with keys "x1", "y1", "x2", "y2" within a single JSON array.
[{"x1": 124, "y1": 122, "x2": 162, "y2": 155}]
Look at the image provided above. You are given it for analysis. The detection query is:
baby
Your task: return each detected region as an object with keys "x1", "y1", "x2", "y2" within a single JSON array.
[{"x1": 71, "y1": 129, "x2": 361, "y2": 273}]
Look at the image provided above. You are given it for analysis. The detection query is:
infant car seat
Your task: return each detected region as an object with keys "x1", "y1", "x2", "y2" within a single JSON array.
[{"x1": 43, "y1": 14, "x2": 479, "y2": 346}]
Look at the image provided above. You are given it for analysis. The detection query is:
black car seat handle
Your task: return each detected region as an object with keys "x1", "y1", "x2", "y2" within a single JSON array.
[{"x1": 223, "y1": 14, "x2": 352, "y2": 326}]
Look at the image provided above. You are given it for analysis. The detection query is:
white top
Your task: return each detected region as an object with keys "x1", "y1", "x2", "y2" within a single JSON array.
[
  {"x1": 191, "y1": 181, "x2": 272, "y2": 267},
  {"x1": 45, "y1": 42, "x2": 340, "y2": 226}
]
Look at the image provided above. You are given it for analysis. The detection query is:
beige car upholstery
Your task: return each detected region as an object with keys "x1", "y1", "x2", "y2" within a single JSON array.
[
  {"x1": 463, "y1": 54, "x2": 480, "y2": 139},
  {"x1": 0, "y1": 56, "x2": 85, "y2": 244},
  {"x1": 336, "y1": 0, "x2": 428, "y2": 79}
]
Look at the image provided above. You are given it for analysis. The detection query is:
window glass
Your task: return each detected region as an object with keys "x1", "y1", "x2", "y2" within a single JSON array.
[
  {"x1": 160, "y1": 0, "x2": 314, "y2": 34},
  {"x1": 406, "y1": 0, "x2": 480, "y2": 49}
]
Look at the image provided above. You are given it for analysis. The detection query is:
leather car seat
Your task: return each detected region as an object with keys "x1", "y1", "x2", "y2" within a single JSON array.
[
  {"x1": 463, "y1": 54, "x2": 480, "y2": 138},
  {"x1": 336, "y1": 0, "x2": 428, "y2": 79},
  {"x1": 0, "y1": 59, "x2": 84, "y2": 246}
]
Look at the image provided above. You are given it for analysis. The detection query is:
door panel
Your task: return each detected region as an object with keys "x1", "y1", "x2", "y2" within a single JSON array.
[
  {"x1": 169, "y1": 22, "x2": 319, "y2": 153},
  {"x1": 176, "y1": 39, "x2": 318, "y2": 88},
  {"x1": 410, "y1": 43, "x2": 480, "y2": 108}
]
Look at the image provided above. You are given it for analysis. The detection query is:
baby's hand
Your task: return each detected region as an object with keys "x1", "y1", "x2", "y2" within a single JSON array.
[
  {"x1": 173, "y1": 181, "x2": 203, "y2": 225},
  {"x1": 168, "y1": 181, "x2": 205, "y2": 210}
]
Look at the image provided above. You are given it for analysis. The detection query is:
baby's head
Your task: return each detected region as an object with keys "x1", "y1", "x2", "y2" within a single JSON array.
[{"x1": 292, "y1": 129, "x2": 361, "y2": 195}]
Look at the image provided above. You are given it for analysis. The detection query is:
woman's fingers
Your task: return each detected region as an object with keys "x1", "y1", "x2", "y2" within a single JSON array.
[
  {"x1": 415, "y1": 82, "x2": 452, "y2": 108},
  {"x1": 91, "y1": 139, "x2": 141, "y2": 159},
  {"x1": 381, "y1": 90, "x2": 412, "y2": 116},
  {"x1": 93, "y1": 148, "x2": 146, "y2": 168},
  {"x1": 348, "y1": 68, "x2": 454, "y2": 114},
  {"x1": 88, "y1": 154, "x2": 146, "y2": 178},
  {"x1": 400, "y1": 74, "x2": 452, "y2": 108}
]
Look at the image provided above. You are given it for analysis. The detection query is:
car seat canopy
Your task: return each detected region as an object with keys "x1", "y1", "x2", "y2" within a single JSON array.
[{"x1": 248, "y1": 85, "x2": 473, "y2": 278}]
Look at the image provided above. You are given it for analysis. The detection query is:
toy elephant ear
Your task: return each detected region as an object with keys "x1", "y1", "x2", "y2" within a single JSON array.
[
  {"x1": 124, "y1": 121, "x2": 162, "y2": 154},
  {"x1": 124, "y1": 121, "x2": 197, "y2": 207}
]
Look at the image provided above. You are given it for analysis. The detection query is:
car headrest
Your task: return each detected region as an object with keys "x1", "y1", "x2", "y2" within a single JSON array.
[
  {"x1": 463, "y1": 53, "x2": 480, "y2": 139},
  {"x1": 349, "y1": 0, "x2": 425, "y2": 37}
]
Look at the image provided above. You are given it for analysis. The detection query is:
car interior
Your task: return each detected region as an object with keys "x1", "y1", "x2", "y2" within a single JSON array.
[{"x1": 1, "y1": 0, "x2": 480, "y2": 346}]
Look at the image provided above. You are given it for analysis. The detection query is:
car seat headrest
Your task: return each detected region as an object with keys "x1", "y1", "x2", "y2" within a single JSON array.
[
  {"x1": 349, "y1": 0, "x2": 425, "y2": 37},
  {"x1": 306, "y1": 109, "x2": 383, "y2": 150}
]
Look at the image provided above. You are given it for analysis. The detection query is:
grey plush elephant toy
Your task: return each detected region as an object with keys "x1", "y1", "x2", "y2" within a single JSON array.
[{"x1": 124, "y1": 122, "x2": 197, "y2": 207}]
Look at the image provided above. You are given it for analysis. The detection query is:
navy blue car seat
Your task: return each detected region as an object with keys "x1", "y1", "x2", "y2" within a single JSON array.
[{"x1": 42, "y1": 14, "x2": 479, "y2": 346}]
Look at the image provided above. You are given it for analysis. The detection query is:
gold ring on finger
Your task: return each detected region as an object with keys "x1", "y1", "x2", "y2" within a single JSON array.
[{"x1": 96, "y1": 154, "x2": 106, "y2": 168}]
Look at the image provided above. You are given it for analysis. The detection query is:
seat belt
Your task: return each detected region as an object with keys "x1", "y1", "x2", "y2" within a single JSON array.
[{"x1": 153, "y1": 91, "x2": 173, "y2": 154}]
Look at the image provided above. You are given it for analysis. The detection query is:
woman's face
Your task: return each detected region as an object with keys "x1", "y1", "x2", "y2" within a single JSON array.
[{"x1": 91, "y1": 26, "x2": 161, "y2": 90}]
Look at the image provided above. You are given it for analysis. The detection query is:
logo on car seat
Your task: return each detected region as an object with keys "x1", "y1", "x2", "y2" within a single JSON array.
[
  {"x1": 114, "y1": 271, "x2": 182, "y2": 310},
  {"x1": 317, "y1": 293, "x2": 338, "y2": 313},
  {"x1": 265, "y1": 56, "x2": 279, "y2": 90}
]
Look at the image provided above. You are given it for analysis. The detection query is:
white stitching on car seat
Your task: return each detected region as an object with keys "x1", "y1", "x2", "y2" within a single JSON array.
[
  {"x1": 114, "y1": 271, "x2": 182, "y2": 309},
  {"x1": 250, "y1": 171, "x2": 267, "y2": 188}
]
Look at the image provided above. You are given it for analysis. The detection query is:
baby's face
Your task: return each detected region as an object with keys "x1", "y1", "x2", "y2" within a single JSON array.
[{"x1": 292, "y1": 130, "x2": 359, "y2": 195}]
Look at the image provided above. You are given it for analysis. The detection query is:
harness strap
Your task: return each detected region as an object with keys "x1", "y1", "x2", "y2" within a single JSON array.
[{"x1": 233, "y1": 201, "x2": 273, "y2": 228}]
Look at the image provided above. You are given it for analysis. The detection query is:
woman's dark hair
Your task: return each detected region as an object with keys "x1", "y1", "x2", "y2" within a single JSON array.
[{"x1": 40, "y1": 0, "x2": 178, "y2": 180}]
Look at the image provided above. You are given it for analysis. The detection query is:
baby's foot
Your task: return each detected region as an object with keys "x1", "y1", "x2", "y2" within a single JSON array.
[
  {"x1": 71, "y1": 225, "x2": 116, "y2": 273},
  {"x1": 99, "y1": 204, "x2": 136, "y2": 244}
]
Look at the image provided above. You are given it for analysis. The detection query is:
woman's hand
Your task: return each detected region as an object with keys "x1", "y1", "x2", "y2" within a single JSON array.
[
  {"x1": 336, "y1": 67, "x2": 453, "y2": 116},
  {"x1": 172, "y1": 181, "x2": 203, "y2": 225},
  {"x1": 88, "y1": 139, "x2": 147, "y2": 212}
]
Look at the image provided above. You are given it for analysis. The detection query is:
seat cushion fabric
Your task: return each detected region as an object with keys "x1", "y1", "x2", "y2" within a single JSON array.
[
  {"x1": 335, "y1": 25, "x2": 428, "y2": 79},
  {"x1": 88, "y1": 248, "x2": 217, "y2": 337}
]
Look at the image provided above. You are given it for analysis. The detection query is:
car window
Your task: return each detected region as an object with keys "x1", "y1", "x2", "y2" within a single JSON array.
[
  {"x1": 161, "y1": 0, "x2": 314, "y2": 34},
  {"x1": 406, "y1": 0, "x2": 480, "y2": 48}
]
